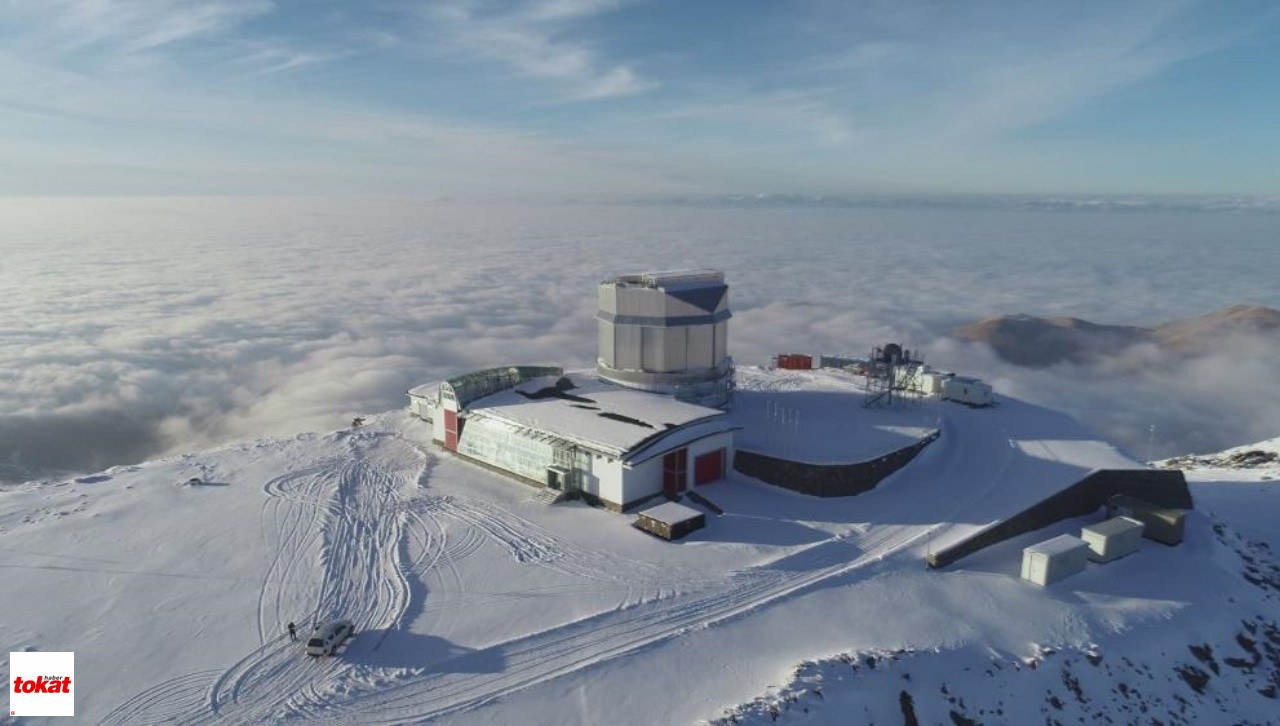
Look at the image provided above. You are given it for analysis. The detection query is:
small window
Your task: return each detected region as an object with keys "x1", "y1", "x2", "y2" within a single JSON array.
[{"x1": 307, "y1": 638, "x2": 324, "y2": 647}]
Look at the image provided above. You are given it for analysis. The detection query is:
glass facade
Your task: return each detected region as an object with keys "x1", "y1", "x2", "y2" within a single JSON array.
[
  {"x1": 457, "y1": 414, "x2": 596, "y2": 490},
  {"x1": 457, "y1": 415, "x2": 559, "y2": 484}
]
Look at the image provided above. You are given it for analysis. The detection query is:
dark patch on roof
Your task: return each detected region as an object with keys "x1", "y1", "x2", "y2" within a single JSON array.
[
  {"x1": 667, "y1": 284, "x2": 727, "y2": 313},
  {"x1": 571, "y1": 404, "x2": 601, "y2": 410},
  {"x1": 517, "y1": 376, "x2": 597, "y2": 404},
  {"x1": 598, "y1": 412, "x2": 654, "y2": 429}
]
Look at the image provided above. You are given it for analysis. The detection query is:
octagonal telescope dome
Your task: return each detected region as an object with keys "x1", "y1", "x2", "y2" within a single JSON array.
[{"x1": 596, "y1": 269, "x2": 734, "y2": 407}]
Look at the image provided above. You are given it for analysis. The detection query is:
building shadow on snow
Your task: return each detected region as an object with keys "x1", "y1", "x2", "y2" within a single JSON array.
[
  {"x1": 343, "y1": 630, "x2": 505, "y2": 673},
  {"x1": 683, "y1": 512, "x2": 830, "y2": 548}
]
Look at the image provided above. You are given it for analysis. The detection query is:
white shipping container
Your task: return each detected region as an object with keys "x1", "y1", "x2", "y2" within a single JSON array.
[
  {"x1": 942, "y1": 376, "x2": 994, "y2": 406},
  {"x1": 1021, "y1": 534, "x2": 1090, "y2": 586},
  {"x1": 1080, "y1": 516, "x2": 1145, "y2": 563}
]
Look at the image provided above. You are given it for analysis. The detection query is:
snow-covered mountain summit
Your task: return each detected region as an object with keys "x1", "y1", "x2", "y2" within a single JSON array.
[{"x1": 2, "y1": 373, "x2": 1277, "y2": 725}]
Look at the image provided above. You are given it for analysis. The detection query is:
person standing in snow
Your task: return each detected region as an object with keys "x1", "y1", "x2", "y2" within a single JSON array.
[{"x1": 288, "y1": 622, "x2": 297, "y2": 642}]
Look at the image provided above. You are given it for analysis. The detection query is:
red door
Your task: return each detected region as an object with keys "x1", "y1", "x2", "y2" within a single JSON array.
[
  {"x1": 662, "y1": 449, "x2": 687, "y2": 497},
  {"x1": 694, "y1": 449, "x2": 725, "y2": 485},
  {"x1": 444, "y1": 410, "x2": 460, "y2": 451}
]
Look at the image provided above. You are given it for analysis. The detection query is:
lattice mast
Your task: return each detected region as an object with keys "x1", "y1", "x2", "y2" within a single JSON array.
[{"x1": 863, "y1": 343, "x2": 923, "y2": 408}]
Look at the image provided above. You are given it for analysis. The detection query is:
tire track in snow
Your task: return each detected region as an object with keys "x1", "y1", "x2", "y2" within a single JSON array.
[
  {"x1": 98, "y1": 669, "x2": 222, "y2": 726},
  {"x1": 256, "y1": 462, "x2": 336, "y2": 645},
  {"x1": 414, "y1": 506, "x2": 469, "y2": 642},
  {"x1": 104, "y1": 401, "x2": 1027, "y2": 724},
  {"x1": 293, "y1": 522, "x2": 934, "y2": 724},
  {"x1": 101, "y1": 433, "x2": 430, "y2": 725},
  {"x1": 422, "y1": 494, "x2": 667, "y2": 586},
  {"x1": 204, "y1": 440, "x2": 421, "y2": 723}
]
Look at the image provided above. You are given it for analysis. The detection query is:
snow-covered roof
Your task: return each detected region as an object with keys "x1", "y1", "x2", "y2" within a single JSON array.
[
  {"x1": 408, "y1": 381, "x2": 441, "y2": 398},
  {"x1": 626, "y1": 418, "x2": 742, "y2": 465},
  {"x1": 1083, "y1": 516, "x2": 1144, "y2": 538},
  {"x1": 464, "y1": 373, "x2": 729, "y2": 458},
  {"x1": 607, "y1": 269, "x2": 724, "y2": 289},
  {"x1": 1025, "y1": 534, "x2": 1089, "y2": 557},
  {"x1": 636, "y1": 500, "x2": 703, "y2": 525}
]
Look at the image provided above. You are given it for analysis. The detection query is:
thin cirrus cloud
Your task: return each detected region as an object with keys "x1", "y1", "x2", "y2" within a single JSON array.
[
  {"x1": 8, "y1": 0, "x2": 274, "y2": 58},
  {"x1": 1, "y1": 1, "x2": 1277, "y2": 195},
  {"x1": 425, "y1": 0, "x2": 657, "y2": 101},
  {"x1": 1, "y1": 198, "x2": 1277, "y2": 484}
]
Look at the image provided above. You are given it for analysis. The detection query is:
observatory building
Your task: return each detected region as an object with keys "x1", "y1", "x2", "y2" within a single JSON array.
[
  {"x1": 406, "y1": 270, "x2": 739, "y2": 512},
  {"x1": 596, "y1": 270, "x2": 734, "y2": 408},
  {"x1": 407, "y1": 367, "x2": 735, "y2": 511}
]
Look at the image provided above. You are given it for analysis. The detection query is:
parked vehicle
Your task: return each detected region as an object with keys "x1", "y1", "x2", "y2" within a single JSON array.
[{"x1": 305, "y1": 619, "x2": 354, "y2": 656}]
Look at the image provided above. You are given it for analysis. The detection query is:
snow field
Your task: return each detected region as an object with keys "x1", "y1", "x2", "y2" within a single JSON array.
[{"x1": 6, "y1": 369, "x2": 1272, "y2": 724}]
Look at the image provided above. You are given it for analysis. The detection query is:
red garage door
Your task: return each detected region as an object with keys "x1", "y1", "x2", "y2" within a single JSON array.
[
  {"x1": 694, "y1": 449, "x2": 725, "y2": 485},
  {"x1": 444, "y1": 410, "x2": 460, "y2": 451}
]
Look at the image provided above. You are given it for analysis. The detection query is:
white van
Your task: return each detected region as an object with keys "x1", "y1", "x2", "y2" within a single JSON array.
[{"x1": 305, "y1": 619, "x2": 354, "y2": 656}]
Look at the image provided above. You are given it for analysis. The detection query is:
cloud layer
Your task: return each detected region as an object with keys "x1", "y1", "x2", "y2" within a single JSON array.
[{"x1": 2, "y1": 198, "x2": 1277, "y2": 482}]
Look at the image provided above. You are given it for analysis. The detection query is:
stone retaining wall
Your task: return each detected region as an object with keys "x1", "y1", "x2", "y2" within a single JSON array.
[{"x1": 732, "y1": 430, "x2": 940, "y2": 498}]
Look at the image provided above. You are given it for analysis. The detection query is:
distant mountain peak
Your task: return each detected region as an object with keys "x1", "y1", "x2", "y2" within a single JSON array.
[{"x1": 954, "y1": 305, "x2": 1280, "y2": 367}]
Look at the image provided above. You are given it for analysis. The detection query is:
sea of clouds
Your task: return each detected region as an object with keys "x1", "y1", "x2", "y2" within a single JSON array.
[{"x1": 2, "y1": 197, "x2": 1277, "y2": 483}]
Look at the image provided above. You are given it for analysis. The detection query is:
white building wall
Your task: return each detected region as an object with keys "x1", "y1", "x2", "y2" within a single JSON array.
[
  {"x1": 574, "y1": 452, "x2": 626, "y2": 506},
  {"x1": 432, "y1": 412, "x2": 445, "y2": 444},
  {"x1": 920, "y1": 373, "x2": 946, "y2": 396},
  {"x1": 614, "y1": 325, "x2": 643, "y2": 369},
  {"x1": 713, "y1": 321, "x2": 728, "y2": 362},
  {"x1": 617, "y1": 285, "x2": 665, "y2": 317},
  {"x1": 598, "y1": 320, "x2": 616, "y2": 367},
  {"x1": 421, "y1": 400, "x2": 446, "y2": 443},
  {"x1": 686, "y1": 325, "x2": 714, "y2": 368},
  {"x1": 408, "y1": 396, "x2": 431, "y2": 420},
  {"x1": 616, "y1": 429, "x2": 735, "y2": 506},
  {"x1": 642, "y1": 327, "x2": 664, "y2": 370},
  {"x1": 662, "y1": 327, "x2": 687, "y2": 371},
  {"x1": 598, "y1": 284, "x2": 617, "y2": 318},
  {"x1": 620, "y1": 454, "x2": 665, "y2": 506}
]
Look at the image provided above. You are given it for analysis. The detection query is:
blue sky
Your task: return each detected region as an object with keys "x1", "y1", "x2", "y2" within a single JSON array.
[{"x1": 1, "y1": 0, "x2": 1277, "y2": 198}]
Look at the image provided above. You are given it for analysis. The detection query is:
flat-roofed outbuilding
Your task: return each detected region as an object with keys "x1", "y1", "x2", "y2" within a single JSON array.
[{"x1": 634, "y1": 501, "x2": 706, "y2": 540}]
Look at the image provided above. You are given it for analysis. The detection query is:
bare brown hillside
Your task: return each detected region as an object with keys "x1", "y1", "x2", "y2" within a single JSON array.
[{"x1": 954, "y1": 305, "x2": 1280, "y2": 367}]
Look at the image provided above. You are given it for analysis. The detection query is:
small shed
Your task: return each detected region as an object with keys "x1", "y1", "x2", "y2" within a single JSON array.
[
  {"x1": 776, "y1": 354, "x2": 813, "y2": 370},
  {"x1": 634, "y1": 501, "x2": 705, "y2": 541},
  {"x1": 942, "y1": 376, "x2": 994, "y2": 406},
  {"x1": 1080, "y1": 516, "x2": 1144, "y2": 562},
  {"x1": 1106, "y1": 494, "x2": 1187, "y2": 545},
  {"x1": 1021, "y1": 534, "x2": 1090, "y2": 586}
]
